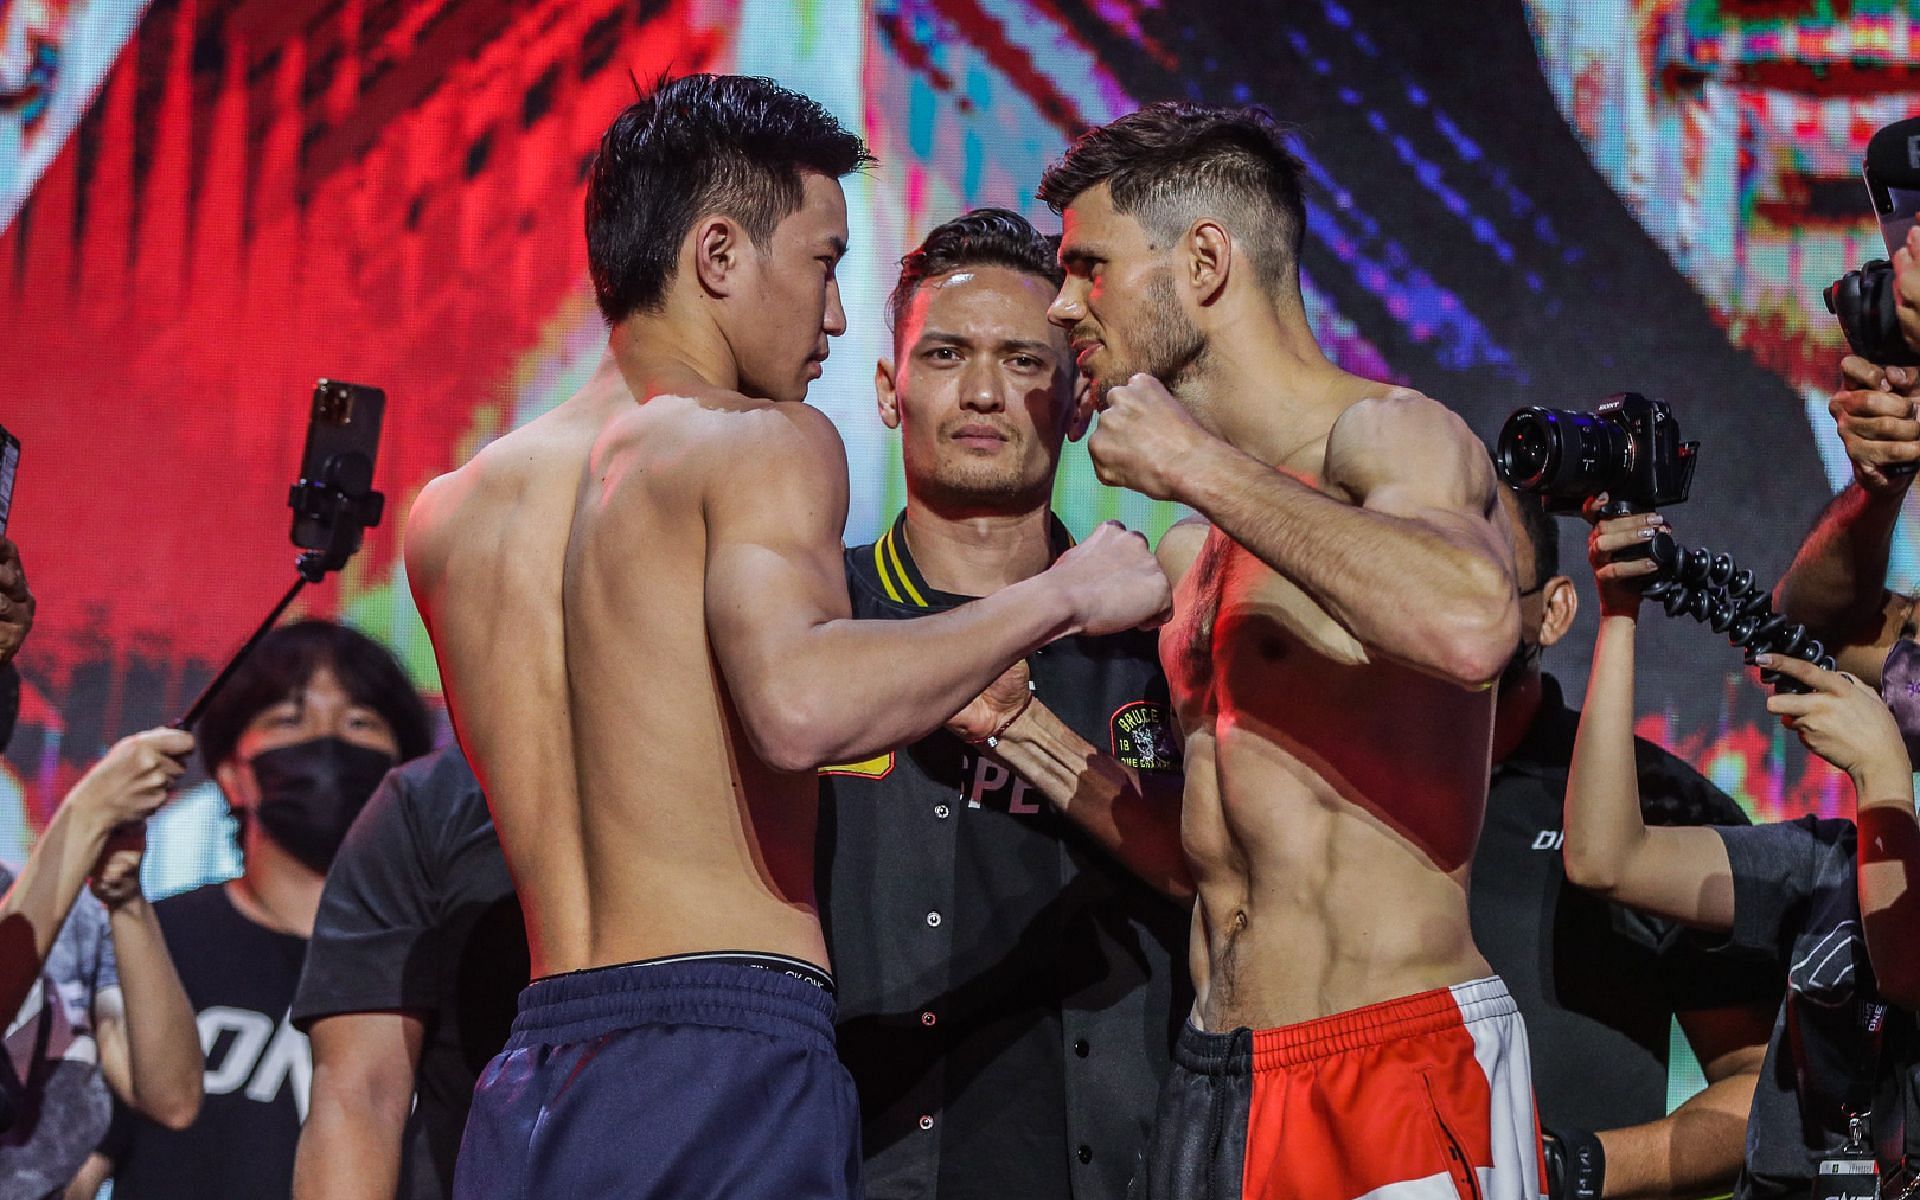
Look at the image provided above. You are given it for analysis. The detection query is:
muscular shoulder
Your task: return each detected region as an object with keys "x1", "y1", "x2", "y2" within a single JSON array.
[
  {"x1": 1155, "y1": 515, "x2": 1212, "y2": 584},
  {"x1": 1324, "y1": 388, "x2": 1496, "y2": 513}
]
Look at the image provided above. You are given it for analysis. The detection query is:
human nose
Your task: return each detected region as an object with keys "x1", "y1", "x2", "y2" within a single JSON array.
[
  {"x1": 1047, "y1": 284, "x2": 1083, "y2": 329},
  {"x1": 824, "y1": 278, "x2": 847, "y2": 338},
  {"x1": 959, "y1": 358, "x2": 1005, "y2": 412}
]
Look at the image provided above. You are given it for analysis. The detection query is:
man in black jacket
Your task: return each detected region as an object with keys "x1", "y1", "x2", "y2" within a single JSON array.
[{"x1": 816, "y1": 208, "x2": 1190, "y2": 1200}]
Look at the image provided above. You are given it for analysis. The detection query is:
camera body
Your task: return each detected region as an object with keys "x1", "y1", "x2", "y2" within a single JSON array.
[
  {"x1": 1496, "y1": 393, "x2": 1698, "y2": 515},
  {"x1": 1824, "y1": 115, "x2": 1920, "y2": 366}
]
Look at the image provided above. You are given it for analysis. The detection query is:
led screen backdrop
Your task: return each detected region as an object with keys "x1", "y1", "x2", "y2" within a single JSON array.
[{"x1": 0, "y1": 0, "x2": 1913, "y2": 871}]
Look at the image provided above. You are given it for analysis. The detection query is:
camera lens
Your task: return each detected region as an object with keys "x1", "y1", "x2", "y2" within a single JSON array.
[{"x1": 1495, "y1": 409, "x2": 1557, "y2": 490}]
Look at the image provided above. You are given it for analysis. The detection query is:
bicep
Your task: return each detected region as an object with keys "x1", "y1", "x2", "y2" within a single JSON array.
[{"x1": 1613, "y1": 826, "x2": 1738, "y2": 932}]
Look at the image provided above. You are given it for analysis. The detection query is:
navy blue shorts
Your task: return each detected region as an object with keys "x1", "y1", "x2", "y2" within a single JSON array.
[{"x1": 452, "y1": 954, "x2": 861, "y2": 1199}]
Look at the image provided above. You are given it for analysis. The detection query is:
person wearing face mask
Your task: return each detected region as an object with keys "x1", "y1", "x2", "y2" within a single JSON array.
[{"x1": 84, "y1": 620, "x2": 432, "y2": 1200}]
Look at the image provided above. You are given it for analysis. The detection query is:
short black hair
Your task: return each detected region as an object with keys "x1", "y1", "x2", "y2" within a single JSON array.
[
  {"x1": 1508, "y1": 487, "x2": 1560, "y2": 586},
  {"x1": 198, "y1": 619, "x2": 433, "y2": 776},
  {"x1": 585, "y1": 73, "x2": 875, "y2": 324},
  {"x1": 1037, "y1": 101, "x2": 1307, "y2": 291},
  {"x1": 888, "y1": 207, "x2": 1063, "y2": 341}
]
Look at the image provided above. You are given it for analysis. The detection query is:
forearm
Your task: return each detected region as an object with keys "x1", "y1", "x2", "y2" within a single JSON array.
[
  {"x1": 992, "y1": 701, "x2": 1194, "y2": 901},
  {"x1": 1176, "y1": 439, "x2": 1513, "y2": 684},
  {"x1": 0, "y1": 805, "x2": 108, "y2": 1018},
  {"x1": 1597, "y1": 1073, "x2": 1756, "y2": 1199},
  {"x1": 1776, "y1": 483, "x2": 1904, "y2": 639},
  {"x1": 1853, "y1": 767, "x2": 1920, "y2": 1005},
  {"x1": 1564, "y1": 614, "x2": 1653, "y2": 895},
  {"x1": 293, "y1": 1080, "x2": 407, "y2": 1200},
  {"x1": 108, "y1": 898, "x2": 203, "y2": 1125},
  {"x1": 757, "y1": 577, "x2": 1077, "y2": 770}
]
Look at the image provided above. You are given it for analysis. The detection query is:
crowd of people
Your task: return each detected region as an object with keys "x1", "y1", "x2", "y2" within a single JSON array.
[{"x1": 3, "y1": 71, "x2": 1920, "y2": 1200}]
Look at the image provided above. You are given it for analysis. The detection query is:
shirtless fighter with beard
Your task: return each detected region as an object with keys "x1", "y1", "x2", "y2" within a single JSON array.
[{"x1": 1032, "y1": 102, "x2": 1538, "y2": 1200}]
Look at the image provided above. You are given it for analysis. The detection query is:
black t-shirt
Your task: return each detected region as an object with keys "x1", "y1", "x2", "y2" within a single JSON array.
[
  {"x1": 1473, "y1": 674, "x2": 1780, "y2": 1134},
  {"x1": 1717, "y1": 816, "x2": 1920, "y2": 1199},
  {"x1": 290, "y1": 746, "x2": 526, "y2": 1200},
  {"x1": 108, "y1": 884, "x2": 309, "y2": 1200}
]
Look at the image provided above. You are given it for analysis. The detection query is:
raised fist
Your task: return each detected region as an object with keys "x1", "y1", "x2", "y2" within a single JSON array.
[{"x1": 1046, "y1": 520, "x2": 1173, "y2": 637}]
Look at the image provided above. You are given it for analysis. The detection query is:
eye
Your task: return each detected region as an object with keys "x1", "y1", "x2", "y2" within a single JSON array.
[
  {"x1": 1009, "y1": 355, "x2": 1044, "y2": 371},
  {"x1": 817, "y1": 256, "x2": 838, "y2": 278},
  {"x1": 925, "y1": 346, "x2": 961, "y2": 363}
]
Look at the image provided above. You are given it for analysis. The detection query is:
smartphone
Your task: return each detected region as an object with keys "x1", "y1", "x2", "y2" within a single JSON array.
[
  {"x1": 290, "y1": 380, "x2": 386, "y2": 551},
  {"x1": 0, "y1": 425, "x2": 20, "y2": 536}
]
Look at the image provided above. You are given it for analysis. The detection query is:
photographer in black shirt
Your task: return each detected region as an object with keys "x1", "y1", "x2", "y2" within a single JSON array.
[
  {"x1": 1480, "y1": 488, "x2": 1776, "y2": 1200},
  {"x1": 88, "y1": 619, "x2": 432, "y2": 1200}
]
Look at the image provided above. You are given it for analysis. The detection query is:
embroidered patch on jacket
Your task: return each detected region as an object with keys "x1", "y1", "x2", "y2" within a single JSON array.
[
  {"x1": 1111, "y1": 702, "x2": 1180, "y2": 771},
  {"x1": 819, "y1": 752, "x2": 896, "y2": 780}
]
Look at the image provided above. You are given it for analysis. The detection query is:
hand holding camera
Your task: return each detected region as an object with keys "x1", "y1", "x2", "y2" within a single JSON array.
[
  {"x1": 1583, "y1": 501, "x2": 1670, "y2": 618},
  {"x1": 1830, "y1": 355, "x2": 1920, "y2": 494},
  {"x1": 1756, "y1": 654, "x2": 1910, "y2": 793},
  {"x1": 65, "y1": 728, "x2": 194, "y2": 839}
]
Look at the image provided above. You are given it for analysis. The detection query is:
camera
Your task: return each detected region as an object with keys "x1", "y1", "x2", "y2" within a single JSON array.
[
  {"x1": 1823, "y1": 115, "x2": 1920, "y2": 366},
  {"x1": 1495, "y1": 393, "x2": 1698, "y2": 514}
]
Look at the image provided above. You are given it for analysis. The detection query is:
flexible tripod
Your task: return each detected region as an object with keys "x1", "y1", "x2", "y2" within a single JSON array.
[{"x1": 1640, "y1": 531, "x2": 1832, "y2": 693}]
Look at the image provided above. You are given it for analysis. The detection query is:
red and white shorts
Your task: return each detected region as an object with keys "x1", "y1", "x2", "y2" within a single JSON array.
[{"x1": 1129, "y1": 976, "x2": 1543, "y2": 1200}]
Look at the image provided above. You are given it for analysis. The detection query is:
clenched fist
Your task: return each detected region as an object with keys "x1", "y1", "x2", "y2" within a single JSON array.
[
  {"x1": 1087, "y1": 373, "x2": 1211, "y2": 501},
  {"x1": 90, "y1": 822, "x2": 149, "y2": 911},
  {"x1": 1044, "y1": 520, "x2": 1173, "y2": 637},
  {"x1": 948, "y1": 659, "x2": 1032, "y2": 744}
]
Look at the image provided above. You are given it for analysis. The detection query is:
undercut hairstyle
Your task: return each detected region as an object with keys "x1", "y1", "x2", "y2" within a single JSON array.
[
  {"x1": 1508, "y1": 486, "x2": 1560, "y2": 586},
  {"x1": 887, "y1": 207, "x2": 1063, "y2": 342},
  {"x1": 1037, "y1": 101, "x2": 1307, "y2": 292},
  {"x1": 585, "y1": 73, "x2": 874, "y2": 324},
  {"x1": 198, "y1": 619, "x2": 434, "y2": 776}
]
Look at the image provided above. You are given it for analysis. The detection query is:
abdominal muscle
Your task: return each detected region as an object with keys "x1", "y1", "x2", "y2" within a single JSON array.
[{"x1": 1180, "y1": 721, "x2": 1489, "y2": 1034}]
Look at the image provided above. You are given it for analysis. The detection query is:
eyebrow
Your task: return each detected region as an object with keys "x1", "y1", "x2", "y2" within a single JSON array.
[
  {"x1": 916, "y1": 331, "x2": 1059, "y2": 356},
  {"x1": 1058, "y1": 245, "x2": 1105, "y2": 270},
  {"x1": 825, "y1": 235, "x2": 848, "y2": 259}
]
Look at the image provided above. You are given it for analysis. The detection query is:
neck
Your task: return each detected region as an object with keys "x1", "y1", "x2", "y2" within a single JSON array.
[
  {"x1": 607, "y1": 305, "x2": 743, "y2": 399},
  {"x1": 228, "y1": 833, "x2": 325, "y2": 938},
  {"x1": 1491, "y1": 667, "x2": 1545, "y2": 765},
  {"x1": 900, "y1": 495, "x2": 1055, "y2": 597},
  {"x1": 1184, "y1": 298, "x2": 1353, "y2": 468}
]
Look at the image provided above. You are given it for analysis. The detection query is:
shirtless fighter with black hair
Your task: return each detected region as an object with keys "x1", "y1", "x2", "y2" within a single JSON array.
[{"x1": 405, "y1": 75, "x2": 1169, "y2": 1200}]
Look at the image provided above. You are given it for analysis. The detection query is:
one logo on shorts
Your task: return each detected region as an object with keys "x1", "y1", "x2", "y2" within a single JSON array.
[
  {"x1": 820, "y1": 752, "x2": 895, "y2": 780},
  {"x1": 1111, "y1": 702, "x2": 1180, "y2": 771}
]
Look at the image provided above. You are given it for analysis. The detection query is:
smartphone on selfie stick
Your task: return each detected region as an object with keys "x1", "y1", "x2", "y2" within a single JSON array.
[{"x1": 175, "y1": 382, "x2": 387, "y2": 731}]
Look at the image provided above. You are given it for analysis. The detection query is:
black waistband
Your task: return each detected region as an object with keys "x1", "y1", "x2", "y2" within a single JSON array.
[{"x1": 622, "y1": 950, "x2": 836, "y2": 995}]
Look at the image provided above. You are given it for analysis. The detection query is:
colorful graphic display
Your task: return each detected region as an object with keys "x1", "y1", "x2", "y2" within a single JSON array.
[{"x1": 0, "y1": 0, "x2": 1909, "y2": 924}]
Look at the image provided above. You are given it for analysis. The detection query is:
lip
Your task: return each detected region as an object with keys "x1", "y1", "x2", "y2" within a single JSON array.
[
  {"x1": 1072, "y1": 341, "x2": 1101, "y2": 368},
  {"x1": 950, "y1": 424, "x2": 1010, "y2": 449}
]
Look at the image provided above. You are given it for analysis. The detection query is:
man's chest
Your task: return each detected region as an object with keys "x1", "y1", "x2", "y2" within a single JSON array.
[{"x1": 1161, "y1": 529, "x2": 1358, "y2": 721}]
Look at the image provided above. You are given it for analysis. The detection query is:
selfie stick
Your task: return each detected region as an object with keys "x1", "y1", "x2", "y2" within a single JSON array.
[{"x1": 173, "y1": 455, "x2": 384, "y2": 731}]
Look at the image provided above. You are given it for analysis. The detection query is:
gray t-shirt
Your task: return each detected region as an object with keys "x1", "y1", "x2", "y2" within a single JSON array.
[
  {"x1": 1717, "y1": 817, "x2": 1917, "y2": 1199},
  {"x1": 0, "y1": 865, "x2": 120, "y2": 1200}
]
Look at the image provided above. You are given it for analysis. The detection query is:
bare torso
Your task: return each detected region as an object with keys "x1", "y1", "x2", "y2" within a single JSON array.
[
  {"x1": 1163, "y1": 431, "x2": 1495, "y2": 1033},
  {"x1": 407, "y1": 360, "x2": 826, "y2": 979}
]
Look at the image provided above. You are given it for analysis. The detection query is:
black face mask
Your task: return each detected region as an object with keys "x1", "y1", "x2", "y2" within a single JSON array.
[{"x1": 249, "y1": 737, "x2": 395, "y2": 872}]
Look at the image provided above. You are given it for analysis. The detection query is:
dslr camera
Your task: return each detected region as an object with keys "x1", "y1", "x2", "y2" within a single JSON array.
[
  {"x1": 1824, "y1": 115, "x2": 1920, "y2": 366},
  {"x1": 1496, "y1": 393, "x2": 1698, "y2": 514}
]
